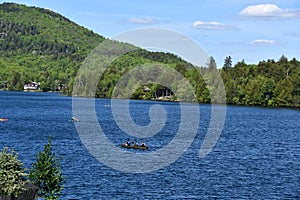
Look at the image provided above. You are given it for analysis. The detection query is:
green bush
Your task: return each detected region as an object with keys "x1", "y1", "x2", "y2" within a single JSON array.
[{"x1": 0, "y1": 147, "x2": 28, "y2": 198}]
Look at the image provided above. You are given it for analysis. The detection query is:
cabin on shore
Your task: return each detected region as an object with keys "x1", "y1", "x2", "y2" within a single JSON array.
[
  {"x1": 24, "y1": 82, "x2": 40, "y2": 91},
  {"x1": 154, "y1": 87, "x2": 173, "y2": 99},
  {"x1": 142, "y1": 85, "x2": 174, "y2": 100}
]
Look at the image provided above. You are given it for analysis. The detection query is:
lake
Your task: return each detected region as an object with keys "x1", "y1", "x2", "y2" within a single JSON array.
[{"x1": 0, "y1": 91, "x2": 299, "y2": 199}]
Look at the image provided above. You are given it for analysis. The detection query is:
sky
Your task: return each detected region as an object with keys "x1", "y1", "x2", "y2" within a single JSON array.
[{"x1": 1, "y1": 0, "x2": 300, "y2": 67}]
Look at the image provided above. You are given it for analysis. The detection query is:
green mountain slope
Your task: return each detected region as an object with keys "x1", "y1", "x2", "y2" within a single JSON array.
[
  {"x1": 0, "y1": 2, "x2": 104, "y2": 56},
  {"x1": 0, "y1": 2, "x2": 104, "y2": 92},
  {"x1": 0, "y1": 2, "x2": 193, "y2": 96}
]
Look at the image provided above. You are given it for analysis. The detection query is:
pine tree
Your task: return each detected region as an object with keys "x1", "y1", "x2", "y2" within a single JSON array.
[
  {"x1": 29, "y1": 136, "x2": 64, "y2": 200},
  {"x1": 223, "y1": 56, "x2": 232, "y2": 70},
  {"x1": 207, "y1": 56, "x2": 217, "y2": 69}
]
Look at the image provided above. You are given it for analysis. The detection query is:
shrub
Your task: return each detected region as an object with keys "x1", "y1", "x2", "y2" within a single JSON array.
[{"x1": 0, "y1": 147, "x2": 28, "y2": 199}]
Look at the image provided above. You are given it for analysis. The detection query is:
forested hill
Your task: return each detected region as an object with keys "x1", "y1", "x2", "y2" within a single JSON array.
[
  {"x1": 0, "y1": 2, "x2": 105, "y2": 91},
  {"x1": 0, "y1": 3, "x2": 299, "y2": 108},
  {"x1": 0, "y1": 3, "x2": 104, "y2": 56},
  {"x1": 0, "y1": 2, "x2": 187, "y2": 93},
  {"x1": 221, "y1": 56, "x2": 299, "y2": 107}
]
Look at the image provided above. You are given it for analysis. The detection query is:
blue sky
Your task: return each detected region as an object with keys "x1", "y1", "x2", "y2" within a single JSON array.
[{"x1": 2, "y1": 0, "x2": 300, "y2": 66}]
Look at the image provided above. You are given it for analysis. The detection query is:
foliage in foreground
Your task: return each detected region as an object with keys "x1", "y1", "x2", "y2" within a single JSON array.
[
  {"x1": 29, "y1": 136, "x2": 64, "y2": 200},
  {"x1": 0, "y1": 147, "x2": 28, "y2": 198}
]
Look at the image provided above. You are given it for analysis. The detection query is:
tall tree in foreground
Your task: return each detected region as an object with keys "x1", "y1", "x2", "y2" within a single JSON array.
[
  {"x1": 0, "y1": 147, "x2": 28, "y2": 199},
  {"x1": 29, "y1": 136, "x2": 64, "y2": 200}
]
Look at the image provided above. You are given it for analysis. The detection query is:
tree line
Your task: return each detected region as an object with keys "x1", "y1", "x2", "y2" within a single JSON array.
[
  {"x1": 1, "y1": 49, "x2": 299, "y2": 108},
  {"x1": 221, "y1": 55, "x2": 299, "y2": 107},
  {"x1": 73, "y1": 48, "x2": 299, "y2": 108}
]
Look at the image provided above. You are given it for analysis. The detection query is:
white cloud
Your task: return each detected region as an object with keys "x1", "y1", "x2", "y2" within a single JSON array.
[
  {"x1": 251, "y1": 39, "x2": 275, "y2": 46},
  {"x1": 127, "y1": 17, "x2": 160, "y2": 25},
  {"x1": 240, "y1": 4, "x2": 300, "y2": 19},
  {"x1": 193, "y1": 21, "x2": 238, "y2": 30}
]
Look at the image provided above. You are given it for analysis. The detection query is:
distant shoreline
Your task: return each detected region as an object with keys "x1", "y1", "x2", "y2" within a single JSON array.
[{"x1": 1, "y1": 90, "x2": 299, "y2": 110}]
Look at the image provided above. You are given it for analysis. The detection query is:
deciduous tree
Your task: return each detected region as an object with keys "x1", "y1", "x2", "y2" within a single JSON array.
[{"x1": 0, "y1": 147, "x2": 28, "y2": 199}]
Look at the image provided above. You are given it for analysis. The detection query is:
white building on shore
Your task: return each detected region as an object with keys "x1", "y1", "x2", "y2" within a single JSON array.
[{"x1": 24, "y1": 82, "x2": 40, "y2": 91}]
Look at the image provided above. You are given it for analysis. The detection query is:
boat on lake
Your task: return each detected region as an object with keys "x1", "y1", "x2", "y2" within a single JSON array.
[
  {"x1": 72, "y1": 117, "x2": 79, "y2": 122},
  {"x1": 0, "y1": 118, "x2": 8, "y2": 122},
  {"x1": 121, "y1": 143, "x2": 148, "y2": 150}
]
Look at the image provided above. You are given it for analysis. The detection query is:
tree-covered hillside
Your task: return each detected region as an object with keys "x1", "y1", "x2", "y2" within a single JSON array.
[
  {"x1": 221, "y1": 56, "x2": 300, "y2": 107},
  {"x1": 0, "y1": 3, "x2": 299, "y2": 108},
  {"x1": 0, "y1": 2, "x2": 194, "y2": 96},
  {"x1": 0, "y1": 2, "x2": 104, "y2": 92}
]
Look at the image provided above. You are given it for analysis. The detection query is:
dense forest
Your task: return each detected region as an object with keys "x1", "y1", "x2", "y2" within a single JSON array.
[
  {"x1": 0, "y1": 3, "x2": 104, "y2": 93},
  {"x1": 0, "y1": 3, "x2": 299, "y2": 108},
  {"x1": 221, "y1": 56, "x2": 299, "y2": 107}
]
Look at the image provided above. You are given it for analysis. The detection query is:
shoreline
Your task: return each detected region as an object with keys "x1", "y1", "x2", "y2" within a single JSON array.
[{"x1": 1, "y1": 90, "x2": 299, "y2": 109}]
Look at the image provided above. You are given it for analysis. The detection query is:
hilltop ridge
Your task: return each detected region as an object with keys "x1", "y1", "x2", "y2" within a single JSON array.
[{"x1": 0, "y1": 2, "x2": 104, "y2": 56}]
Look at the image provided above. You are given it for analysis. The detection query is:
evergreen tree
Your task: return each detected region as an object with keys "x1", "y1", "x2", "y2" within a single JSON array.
[
  {"x1": 223, "y1": 56, "x2": 232, "y2": 70},
  {"x1": 207, "y1": 56, "x2": 217, "y2": 69},
  {"x1": 29, "y1": 136, "x2": 64, "y2": 200}
]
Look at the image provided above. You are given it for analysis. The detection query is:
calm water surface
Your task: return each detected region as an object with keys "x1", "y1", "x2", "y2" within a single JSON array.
[{"x1": 0, "y1": 91, "x2": 299, "y2": 199}]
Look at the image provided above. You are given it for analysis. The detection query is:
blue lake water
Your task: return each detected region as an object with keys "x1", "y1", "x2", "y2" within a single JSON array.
[{"x1": 0, "y1": 91, "x2": 299, "y2": 199}]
